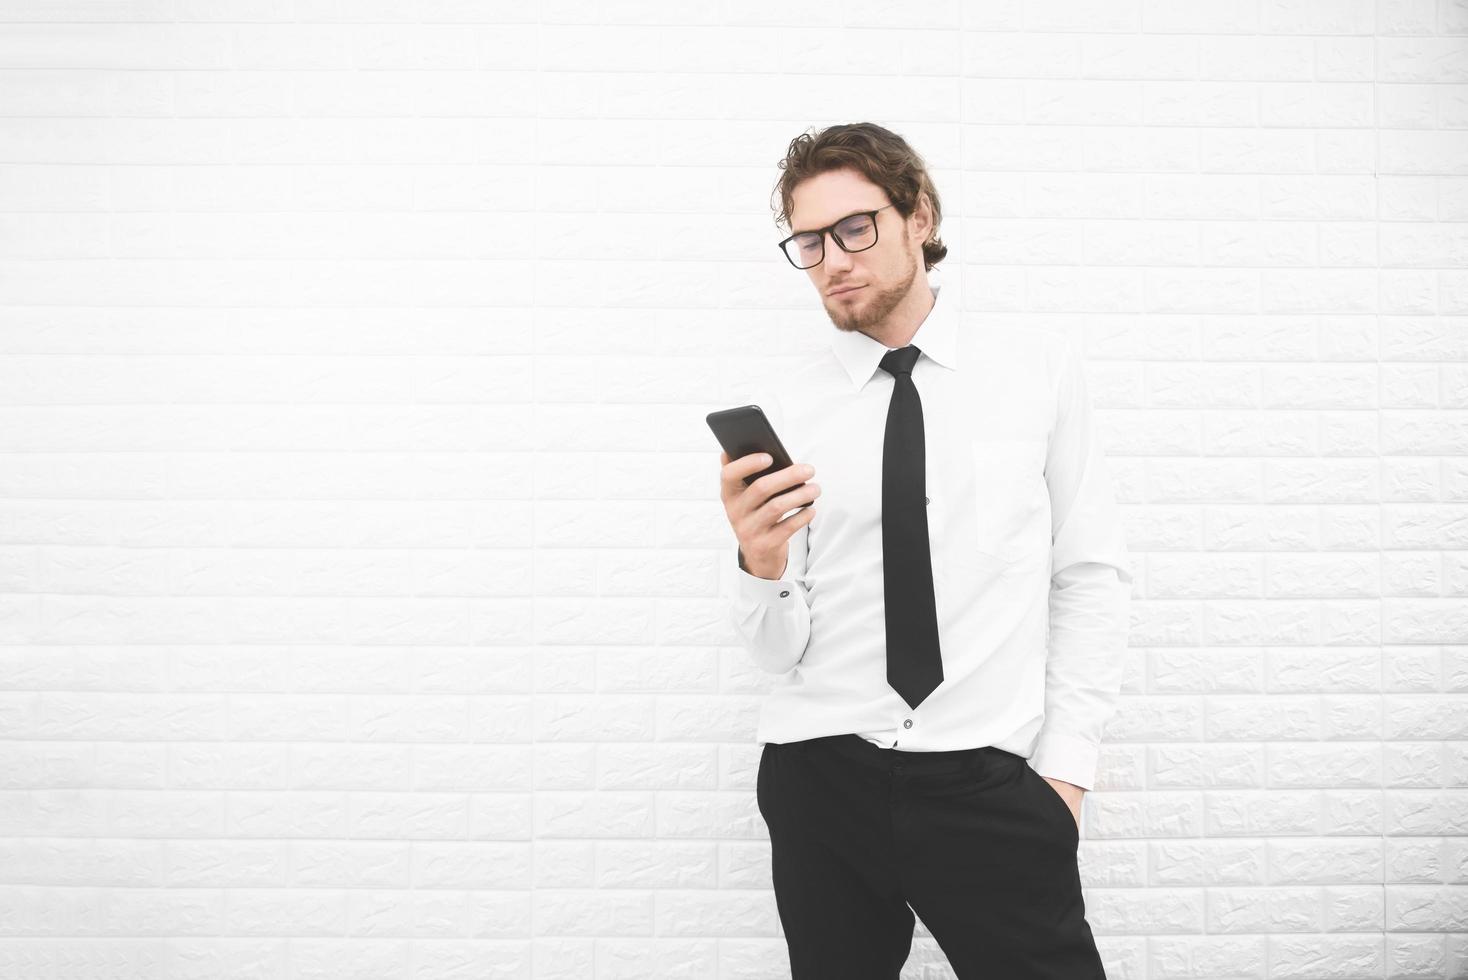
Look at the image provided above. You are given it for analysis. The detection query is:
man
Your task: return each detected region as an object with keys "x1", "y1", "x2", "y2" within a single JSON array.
[{"x1": 717, "y1": 122, "x2": 1132, "y2": 979}]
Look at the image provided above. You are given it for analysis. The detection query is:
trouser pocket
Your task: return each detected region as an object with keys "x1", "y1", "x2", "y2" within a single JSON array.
[
  {"x1": 756, "y1": 742, "x2": 775, "y2": 828},
  {"x1": 1021, "y1": 761, "x2": 1079, "y2": 846}
]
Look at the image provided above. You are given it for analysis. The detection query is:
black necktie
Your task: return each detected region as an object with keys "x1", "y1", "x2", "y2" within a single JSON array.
[{"x1": 877, "y1": 345, "x2": 943, "y2": 709}]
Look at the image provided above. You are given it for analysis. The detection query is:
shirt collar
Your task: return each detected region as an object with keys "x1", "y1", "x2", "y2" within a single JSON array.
[{"x1": 828, "y1": 272, "x2": 958, "y2": 392}]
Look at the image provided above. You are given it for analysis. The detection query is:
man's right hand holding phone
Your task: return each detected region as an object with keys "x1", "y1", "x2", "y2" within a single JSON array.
[{"x1": 718, "y1": 451, "x2": 821, "y2": 581}]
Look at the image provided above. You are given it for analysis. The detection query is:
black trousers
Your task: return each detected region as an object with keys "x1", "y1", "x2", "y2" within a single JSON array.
[{"x1": 756, "y1": 733, "x2": 1107, "y2": 980}]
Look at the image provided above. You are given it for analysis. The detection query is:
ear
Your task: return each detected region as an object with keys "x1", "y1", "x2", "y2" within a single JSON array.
[{"x1": 916, "y1": 193, "x2": 935, "y2": 238}]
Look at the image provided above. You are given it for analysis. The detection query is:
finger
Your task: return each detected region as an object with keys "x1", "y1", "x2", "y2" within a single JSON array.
[
  {"x1": 772, "y1": 502, "x2": 817, "y2": 538},
  {"x1": 721, "y1": 451, "x2": 767, "y2": 495},
  {"x1": 743, "y1": 451, "x2": 772, "y2": 472}
]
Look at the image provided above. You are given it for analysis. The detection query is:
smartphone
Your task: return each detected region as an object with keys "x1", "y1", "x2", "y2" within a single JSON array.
[{"x1": 706, "y1": 404, "x2": 810, "y2": 509}]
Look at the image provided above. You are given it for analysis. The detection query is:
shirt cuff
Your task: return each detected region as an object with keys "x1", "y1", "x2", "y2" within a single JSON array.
[
  {"x1": 1030, "y1": 730, "x2": 1101, "y2": 791},
  {"x1": 736, "y1": 544, "x2": 805, "y2": 601},
  {"x1": 736, "y1": 563, "x2": 804, "y2": 606}
]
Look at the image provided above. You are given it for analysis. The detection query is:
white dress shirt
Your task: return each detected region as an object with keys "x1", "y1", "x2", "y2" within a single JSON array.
[{"x1": 725, "y1": 271, "x2": 1133, "y2": 791}]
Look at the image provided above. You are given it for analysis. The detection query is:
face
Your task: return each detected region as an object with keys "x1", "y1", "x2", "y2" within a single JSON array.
[{"x1": 786, "y1": 168, "x2": 932, "y2": 336}]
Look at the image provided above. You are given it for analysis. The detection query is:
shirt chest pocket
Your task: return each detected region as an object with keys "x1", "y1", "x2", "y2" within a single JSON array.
[{"x1": 970, "y1": 437, "x2": 1048, "y2": 564}]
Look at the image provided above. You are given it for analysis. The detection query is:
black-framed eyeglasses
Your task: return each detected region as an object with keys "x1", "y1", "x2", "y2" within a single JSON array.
[{"x1": 777, "y1": 203, "x2": 898, "y2": 269}]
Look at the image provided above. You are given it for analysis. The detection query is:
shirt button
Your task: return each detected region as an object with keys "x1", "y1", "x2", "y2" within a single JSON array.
[
  {"x1": 779, "y1": 590, "x2": 789, "y2": 598},
  {"x1": 903, "y1": 719, "x2": 913, "y2": 729},
  {"x1": 925, "y1": 496, "x2": 930, "y2": 504}
]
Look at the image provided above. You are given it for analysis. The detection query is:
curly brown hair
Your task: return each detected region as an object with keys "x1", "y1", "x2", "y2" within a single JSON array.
[{"x1": 772, "y1": 122, "x2": 948, "y2": 273}]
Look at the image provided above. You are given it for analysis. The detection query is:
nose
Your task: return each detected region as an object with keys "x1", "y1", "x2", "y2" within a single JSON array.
[{"x1": 821, "y1": 229, "x2": 854, "y2": 273}]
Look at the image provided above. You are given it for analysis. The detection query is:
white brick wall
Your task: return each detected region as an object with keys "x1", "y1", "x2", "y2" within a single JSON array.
[{"x1": 0, "y1": 2, "x2": 1464, "y2": 978}]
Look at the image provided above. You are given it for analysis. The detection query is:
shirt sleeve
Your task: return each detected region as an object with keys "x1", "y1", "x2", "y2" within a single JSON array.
[
  {"x1": 1031, "y1": 335, "x2": 1134, "y2": 792},
  {"x1": 723, "y1": 384, "x2": 813, "y2": 675}
]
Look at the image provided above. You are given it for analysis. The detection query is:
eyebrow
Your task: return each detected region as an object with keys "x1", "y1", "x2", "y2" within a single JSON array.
[{"x1": 791, "y1": 208, "x2": 878, "y2": 236}]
